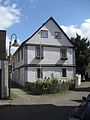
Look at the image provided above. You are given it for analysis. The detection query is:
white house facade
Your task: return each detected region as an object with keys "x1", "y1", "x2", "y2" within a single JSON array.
[{"x1": 12, "y1": 17, "x2": 76, "y2": 86}]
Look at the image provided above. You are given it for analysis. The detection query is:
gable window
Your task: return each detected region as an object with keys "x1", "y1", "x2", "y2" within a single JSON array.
[
  {"x1": 62, "y1": 68, "x2": 67, "y2": 77},
  {"x1": 35, "y1": 46, "x2": 43, "y2": 59},
  {"x1": 37, "y1": 68, "x2": 43, "y2": 78},
  {"x1": 54, "y1": 32, "x2": 61, "y2": 39},
  {"x1": 60, "y1": 49, "x2": 67, "y2": 60},
  {"x1": 41, "y1": 30, "x2": 48, "y2": 38}
]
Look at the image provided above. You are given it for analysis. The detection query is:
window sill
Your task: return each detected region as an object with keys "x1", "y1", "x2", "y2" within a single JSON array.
[{"x1": 61, "y1": 77, "x2": 67, "y2": 79}]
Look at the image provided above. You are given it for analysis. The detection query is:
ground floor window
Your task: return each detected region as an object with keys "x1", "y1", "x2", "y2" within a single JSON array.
[
  {"x1": 37, "y1": 68, "x2": 43, "y2": 78},
  {"x1": 62, "y1": 68, "x2": 67, "y2": 77}
]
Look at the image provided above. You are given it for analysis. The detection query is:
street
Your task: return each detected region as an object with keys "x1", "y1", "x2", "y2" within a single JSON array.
[{"x1": 0, "y1": 81, "x2": 90, "y2": 120}]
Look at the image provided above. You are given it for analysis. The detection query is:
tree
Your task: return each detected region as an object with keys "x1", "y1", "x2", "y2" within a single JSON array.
[{"x1": 71, "y1": 34, "x2": 90, "y2": 76}]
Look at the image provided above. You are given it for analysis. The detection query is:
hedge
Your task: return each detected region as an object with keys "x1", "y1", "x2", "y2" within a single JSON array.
[{"x1": 25, "y1": 74, "x2": 75, "y2": 95}]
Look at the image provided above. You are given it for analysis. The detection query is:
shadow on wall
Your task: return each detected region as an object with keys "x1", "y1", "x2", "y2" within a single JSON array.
[{"x1": 0, "y1": 104, "x2": 75, "y2": 120}]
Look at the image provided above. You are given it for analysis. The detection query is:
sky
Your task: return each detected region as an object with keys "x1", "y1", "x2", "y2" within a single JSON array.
[{"x1": 0, "y1": 0, "x2": 90, "y2": 53}]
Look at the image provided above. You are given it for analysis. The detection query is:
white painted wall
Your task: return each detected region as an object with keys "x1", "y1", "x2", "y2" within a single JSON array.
[
  {"x1": 27, "y1": 46, "x2": 74, "y2": 65},
  {"x1": 13, "y1": 67, "x2": 25, "y2": 86},
  {"x1": 14, "y1": 47, "x2": 24, "y2": 68},
  {"x1": 27, "y1": 67, "x2": 75, "y2": 83}
]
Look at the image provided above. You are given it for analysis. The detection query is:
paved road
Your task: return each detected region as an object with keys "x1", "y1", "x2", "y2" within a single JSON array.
[{"x1": 0, "y1": 81, "x2": 90, "y2": 120}]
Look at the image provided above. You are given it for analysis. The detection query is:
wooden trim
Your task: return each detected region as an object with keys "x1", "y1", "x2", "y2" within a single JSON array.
[
  {"x1": 25, "y1": 43, "x2": 74, "y2": 48},
  {"x1": 13, "y1": 64, "x2": 76, "y2": 71}
]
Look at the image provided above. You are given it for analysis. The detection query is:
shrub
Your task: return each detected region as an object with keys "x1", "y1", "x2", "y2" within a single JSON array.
[
  {"x1": 25, "y1": 74, "x2": 70, "y2": 95},
  {"x1": 68, "y1": 79, "x2": 75, "y2": 90}
]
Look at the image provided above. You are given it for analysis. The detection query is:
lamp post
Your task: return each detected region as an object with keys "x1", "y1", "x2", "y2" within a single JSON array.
[{"x1": 8, "y1": 33, "x2": 19, "y2": 99}]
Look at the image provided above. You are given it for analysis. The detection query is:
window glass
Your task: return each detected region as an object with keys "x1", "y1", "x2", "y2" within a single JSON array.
[
  {"x1": 41, "y1": 30, "x2": 48, "y2": 38},
  {"x1": 54, "y1": 32, "x2": 61, "y2": 39},
  {"x1": 36, "y1": 46, "x2": 43, "y2": 59},
  {"x1": 62, "y1": 68, "x2": 67, "y2": 77},
  {"x1": 37, "y1": 68, "x2": 43, "y2": 78},
  {"x1": 61, "y1": 49, "x2": 67, "y2": 58}
]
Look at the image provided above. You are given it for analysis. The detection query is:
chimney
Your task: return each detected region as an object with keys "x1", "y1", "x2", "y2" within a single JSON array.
[{"x1": 0, "y1": 30, "x2": 6, "y2": 60}]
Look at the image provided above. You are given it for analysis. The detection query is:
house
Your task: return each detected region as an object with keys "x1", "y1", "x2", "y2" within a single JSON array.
[
  {"x1": 0, "y1": 30, "x2": 8, "y2": 98},
  {"x1": 12, "y1": 17, "x2": 76, "y2": 86}
]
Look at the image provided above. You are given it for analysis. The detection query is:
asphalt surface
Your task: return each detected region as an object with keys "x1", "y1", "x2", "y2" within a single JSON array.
[{"x1": 0, "y1": 81, "x2": 90, "y2": 120}]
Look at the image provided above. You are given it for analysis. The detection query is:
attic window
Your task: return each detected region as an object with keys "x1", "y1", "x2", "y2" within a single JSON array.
[
  {"x1": 41, "y1": 30, "x2": 48, "y2": 38},
  {"x1": 54, "y1": 31, "x2": 61, "y2": 39}
]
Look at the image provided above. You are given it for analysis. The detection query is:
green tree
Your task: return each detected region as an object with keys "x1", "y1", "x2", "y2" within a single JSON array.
[{"x1": 72, "y1": 34, "x2": 90, "y2": 76}]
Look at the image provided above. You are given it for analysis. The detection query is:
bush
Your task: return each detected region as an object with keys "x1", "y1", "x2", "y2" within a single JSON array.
[
  {"x1": 25, "y1": 74, "x2": 70, "y2": 95},
  {"x1": 68, "y1": 79, "x2": 75, "y2": 90}
]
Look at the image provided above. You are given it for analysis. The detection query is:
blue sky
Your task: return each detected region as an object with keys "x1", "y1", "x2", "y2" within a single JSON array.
[{"x1": 0, "y1": 0, "x2": 90, "y2": 52}]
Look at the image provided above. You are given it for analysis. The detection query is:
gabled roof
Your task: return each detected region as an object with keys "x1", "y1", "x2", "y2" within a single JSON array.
[
  {"x1": 23, "y1": 17, "x2": 74, "y2": 45},
  {"x1": 13, "y1": 17, "x2": 74, "y2": 55}
]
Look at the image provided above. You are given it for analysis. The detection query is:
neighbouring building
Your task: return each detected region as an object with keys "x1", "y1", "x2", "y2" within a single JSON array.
[
  {"x1": 0, "y1": 30, "x2": 8, "y2": 98},
  {"x1": 12, "y1": 17, "x2": 76, "y2": 86}
]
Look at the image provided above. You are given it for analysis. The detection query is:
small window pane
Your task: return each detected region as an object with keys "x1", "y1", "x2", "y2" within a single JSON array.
[
  {"x1": 36, "y1": 46, "x2": 43, "y2": 59},
  {"x1": 21, "y1": 48, "x2": 23, "y2": 59},
  {"x1": 62, "y1": 68, "x2": 67, "y2": 77},
  {"x1": 37, "y1": 68, "x2": 43, "y2": 78},
  {"x1": 41, "y1": 30, "x2": 48, "y2": 38},
  {"x1": 18, "y1": 51, "x2": 20, "y2": 62},
  {"x1": 55, "y1": 32, "x2": 61, "y2": 39},
  {"x1": 61, "y1": 49, "x2": 67, "y2": 59}
]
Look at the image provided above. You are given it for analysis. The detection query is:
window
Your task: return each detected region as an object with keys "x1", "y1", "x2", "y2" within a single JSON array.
[
  {"x1": 21, "y1": 48, "x2": 23, "y2": 60},
  {"x1": 18, "y1": 51, "x2": 20, "y2": 62},
  {"x1": 41, "y1": 30, "x2": 48, "y2": 38},
  {"x1": 62, "y1": 68, "x2": 67, "y2": 77},
  {"x1": 54, "y1": 32, "x2": 61, "y2": 39},
  {"x1": 35, "y1": 46, "x2": 43, "y2": 59},
  {"x1": 37, "y1": 68, "x2": 43, "y2": 78},
  {"x1": 60, "y1": 49, "x2": 67, "y2": 60}
]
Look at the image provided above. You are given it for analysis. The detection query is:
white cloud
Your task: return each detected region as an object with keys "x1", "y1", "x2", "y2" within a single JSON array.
[
  {"x1": 0, "y1": 0, "x2": 21, "y2": 29},
  {"x1": 0, "y1": 1, "x2": 21, "y2": 54},
  {"x1": 61, "y1": 19, "x2": 90, "y2": 40}
]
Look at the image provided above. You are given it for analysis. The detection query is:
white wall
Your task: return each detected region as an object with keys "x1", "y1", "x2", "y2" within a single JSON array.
[
  {"x1": 14, "y1": 47, "x2": 24, "y2": 68},
  {"x1": 27, "y1": 67, "x2": 75, "y2": 83},
  {"x1": 13, "y1": 67, "x2": 25, "y2": 86},
  {"x1": 26, "y1": 19, "x2": 73, "y2": 47},
  {"x1": 27, "y1": 46, "x2": 74, "y2": 65}
]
